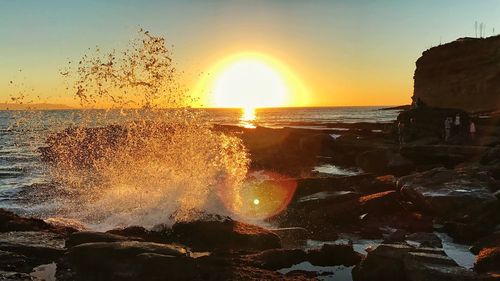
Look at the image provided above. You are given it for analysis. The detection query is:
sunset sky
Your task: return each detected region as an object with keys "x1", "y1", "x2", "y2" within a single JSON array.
[{"x1": 2, "y1": 0, "x2": 500, "y2": 107}]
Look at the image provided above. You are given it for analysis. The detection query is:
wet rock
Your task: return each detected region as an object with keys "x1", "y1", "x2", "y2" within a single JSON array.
[
  {"x1": 352, "y1": 243, "x2": 478, "y2": 281},
  {"x1": 68, "y1": 241, "x2": 188, "y2": 278},
  {"x1": 0, "y1": 231, "x2": 65, "y2": 272},
  {"x1": 403, "y1": 250, "x2": 477, "y2": 281},
  {"x1": 400, "y1": 144, "x2": 487, "y2": 166},
  {"x1": 384, "y1": 229, "x2": 407, "y2": 243},
  {"x1": 0, "y1": 250, "x2": 28, "y2": 272},
  {"x1": 406, "y1": 232, "x2": 443, "y2": 248},
  {"x1": 356, "y1": 149, "x2": 415, "y2": 176},
  {"x1": 399, "y1": 166, "x2": 498, "y2": 218},
  {"x1": 306, "y1": 243, "x2": 363, "y2": 266},
  {"x1": 359, "y1": 190, "x2": 401, "y2": 215},
  {"x1": 66, "y1": 231, "x2": 136, "y2": 248},
  {"x1": 471, "y1": 232, "x2": 500, "y2": 255},
  {"x1": 352, "y1": 243, "x2": 414, "y2": 281},
  {"x1": 295, "y1": 190, "x2": 361, "y2": 206},
  {"x1": 247, "y1": 249, "x2": 307, "y2": 270},
  {"x1": 170, "y1": 218, "x2": 281, "y2": 252},
  {"x1": 0, "y1": 208, "x2": 75, "y2": 235},
  {"x1": 475, "y1": 247, "x2": 500, "y2": 275},
  {"x1": 269, "y1": 227, "x2": 309, "y2": 247}
]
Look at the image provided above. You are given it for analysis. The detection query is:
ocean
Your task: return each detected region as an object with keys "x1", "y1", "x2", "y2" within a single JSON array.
[{"x1": 0, "y1": 106, "x2": 400, "y2": 217}]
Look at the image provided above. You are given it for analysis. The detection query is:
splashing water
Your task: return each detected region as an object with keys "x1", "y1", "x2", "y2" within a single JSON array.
[{"x1": 12, "y1": 30, "x2": 250, "y2": 229}]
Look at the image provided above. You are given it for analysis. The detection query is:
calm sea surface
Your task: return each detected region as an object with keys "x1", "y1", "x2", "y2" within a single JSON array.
[{"x1": 0, "y1": 107, "x2": 400, "y2": 213}]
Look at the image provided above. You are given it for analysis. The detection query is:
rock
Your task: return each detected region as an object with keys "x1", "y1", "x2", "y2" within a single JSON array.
[
  {"x1": 413, "y1": 36, "x2": 500, "y2": 113},
  {"x1": 0, "y1": 208, "x2": 75, "y2": 235},
  {"x1": 471, "y1": 232, "x2": 500, "y2": 254},
  {"x1": 399, "y1": 166, "x2": 498, "y2": 218},
  {"x1": 475, "y1": 247, "x2": 500, "y2": 275},
  {"x1": 247, "y1": 249, "x2": 307, "y2": 270},
  {"x1": 406, "y1": 232, "x2": 443, "y2": 248},
  {"x1": 353, "y1": 243, "x2": 478, "y2": 281},
  {"x1": 306, "y1": 243, "x2": 363, "y2": 266},
  {"x1": 400, "y1": 144, "x2": 487, "y2": 166},
  {"x1": 268, "y1": 227, "x2": 309, "y2": 247},
  {"x1": 68, "y1": 241, "x2": 188, "y2": 276},
  {"x1": 356, "y1": 149, "x2": 415, "y2": 176},
  {"x1": 0, "y1": 231, "x2": 65, "y2": 272},
  {"x1": 0, "y1": 271, "x2": 32, "y2": 281},
  {"x1": 352, "y1": 243, "x2": 414, "y2": 281},
  {"x1": 358, "y1": 190, "x2": 401, "y2": 215},
  {"x1": 66, "y1": 231, "x2": 135, "y2": 248},
  {"x1": 170, "y1": 218, "x2": 281, "y2": 252},
  {"x1": 0, "y1": 250, "x2": 28, "y2": 272},
  {"x1": 295, "y1": 190, "x2": 361, "y2": 206},
  {"x1": 403, "y1": 250, "x2": 477, "y2": 281}
]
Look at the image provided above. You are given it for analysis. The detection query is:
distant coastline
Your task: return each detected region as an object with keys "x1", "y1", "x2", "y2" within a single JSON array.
[{"x1": 0, "y1": 103, "x2": 74, "y2": 110}]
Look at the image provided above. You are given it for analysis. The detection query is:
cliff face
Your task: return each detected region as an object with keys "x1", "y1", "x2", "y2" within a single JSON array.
[{"x1": 413, "y1": 35, "x2": 500, "y2": 113}]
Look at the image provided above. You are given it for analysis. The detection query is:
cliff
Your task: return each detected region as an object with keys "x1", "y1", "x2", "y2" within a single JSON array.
[{"x1": 413, "y1": 35, "x2": 500, "y2": 113}]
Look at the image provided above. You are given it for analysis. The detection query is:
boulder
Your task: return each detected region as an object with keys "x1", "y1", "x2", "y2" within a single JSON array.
[
  {"x1": 352, "y1": 243, "x2": 478, "y2": 281},
  {"x1": 247, "y1": 249, "x2": 308, "y2": 270},
  {"x1": 306, "y1": 243, "x2": 363, "y2": 266},
  {"x1": 352, "y1": 244, "x2": 414, "y2": 281},
  {"x1": 170, "y1": 218, "x2": 281, "y2": 252},
  {"x1": 356, "y1": 149, "x2": 415, "y2": 176},
  {"x1": 406, "y1": 232, "x2": 443, "y2": 248},
  {"x1": 399, "y1": 166, "x2": 498, "y2": 218},
  {"x1": 68, "y1": 241, "x2": 188, "y2": 278},
  {"x1": 403, "y1": 250, "x2": 477, "y2": 281}
]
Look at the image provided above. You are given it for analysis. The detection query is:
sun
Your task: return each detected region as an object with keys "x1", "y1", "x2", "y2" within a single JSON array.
[
  {"x1": 211, "y1": 57, "x2": 288, "y2": 110},
  {"x1": 193, "y1": 52, "x2": 310, "y2": 109}
]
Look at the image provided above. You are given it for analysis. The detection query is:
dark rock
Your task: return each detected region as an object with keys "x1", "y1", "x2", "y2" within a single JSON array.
[
  {"x1": 0, "y1": 208, "x2": 76, "y2": 235},
  {"x1": 471, "y1": 232, "x2": 500, "y2": 255},
  {"x1": 0, "y1": 250, "x2": 28, "y2": 272},
  {"x1": 66, "y1": 231, "x2": 135, "y2": 248},
  {"x1": 400, "y1": 144, "x2": 487, "y2": 166},
  {"x1": 170, "y1": 218, "x2": 281, "y2": 252},
  {"x1": 356, "y1": 149, "x2": 415, "y2": 176},
  {"x1": 68, "y1": 241, "x2": 188, "y2": 278},
  {"x1": 247, "y1": 248, "x2": 307, "y2": 270},
  {"x1": 399, "y1": 166, "x2": 498, "y2": 218},
  {"x1": 306, "y1": 243, "x2": 363, "y2": 266},
  {"x1": 352, "y1": 243, "x2": 414, "y2": 281},
  {"x1": 475, "y1": 247, "x2": 500, "y2": 275},
  {"x1": 406, "y1": 232, "x2": 443, "y2": 248},
  {"x1": 353, "y1": 243, "x2": 478, "y2": 281},
  {"x1": 384, "y1": 229, "x2": 407, "y2": 243},
  {"x1": 0, "y1": 231, "x2": 65, "y2": 272},
  {"x1": 268, "y1": 227, "x2": 309, "y2": 247},
  {"x1": 403, "y1": 250, "x2": 477, "y2": 281}
]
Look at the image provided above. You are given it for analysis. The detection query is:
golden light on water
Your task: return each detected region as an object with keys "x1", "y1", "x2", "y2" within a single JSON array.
[{"x1": 240, "y1": 107, "x2": 256, "y2": 128}]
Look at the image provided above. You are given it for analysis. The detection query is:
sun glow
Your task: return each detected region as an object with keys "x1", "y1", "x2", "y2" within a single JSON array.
[{"x1": 194, "y1": 52, "x2": 310, "y2": 109}]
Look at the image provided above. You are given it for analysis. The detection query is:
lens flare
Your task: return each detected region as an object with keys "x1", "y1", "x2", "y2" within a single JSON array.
[{"x1": 220, "y1": 171, "x2": 297, "y2": 220}]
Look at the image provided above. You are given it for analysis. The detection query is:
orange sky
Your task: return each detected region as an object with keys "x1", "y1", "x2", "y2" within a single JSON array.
[{"x1": 2, "y1": 1, "x2": 500, "y2": 107}]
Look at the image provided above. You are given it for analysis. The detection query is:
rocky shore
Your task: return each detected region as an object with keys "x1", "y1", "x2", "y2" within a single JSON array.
[{"x1": 3, "y1": 104, "x2": 500, "y2": 280}]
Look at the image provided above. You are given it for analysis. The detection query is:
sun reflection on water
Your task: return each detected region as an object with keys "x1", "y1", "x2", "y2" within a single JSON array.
[{"x1": 240, "y1": 107, "x2": 256, "y2": 128}]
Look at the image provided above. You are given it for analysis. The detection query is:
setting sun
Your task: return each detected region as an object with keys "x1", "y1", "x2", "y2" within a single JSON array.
[
  {"x1": 194, "y1": 52, "x2": 310, "y2": 109},
  {"x1": 212, "y1": 57, "x2": 287, "y2": 109}
]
